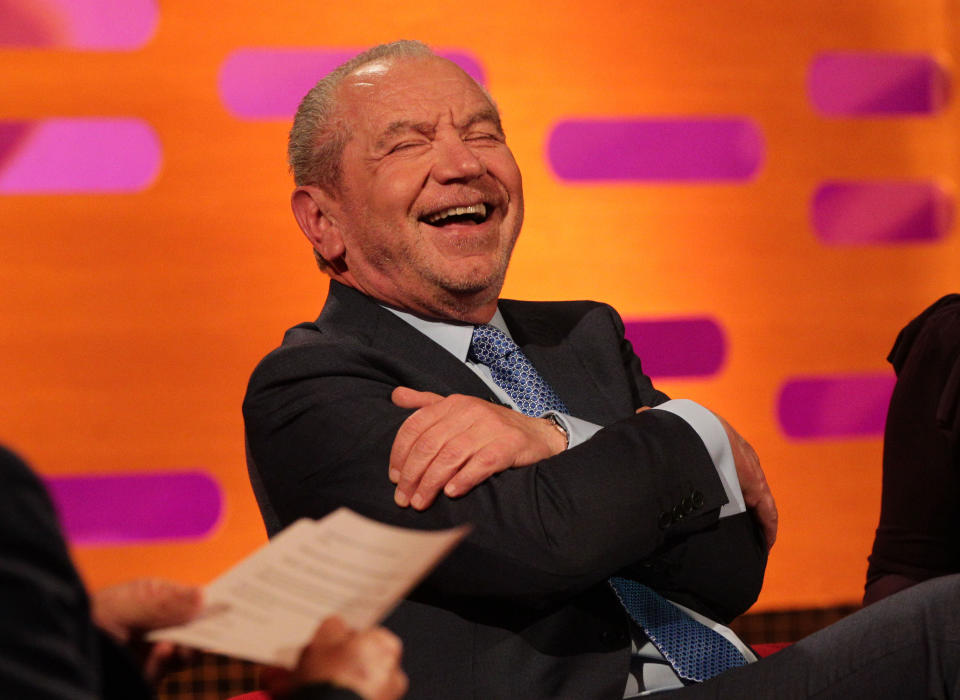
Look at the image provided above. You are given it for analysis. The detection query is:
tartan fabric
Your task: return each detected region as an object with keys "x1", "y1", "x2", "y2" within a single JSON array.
[{"x1": 156, "y1": 652, "x2": 261, "y2": 700}]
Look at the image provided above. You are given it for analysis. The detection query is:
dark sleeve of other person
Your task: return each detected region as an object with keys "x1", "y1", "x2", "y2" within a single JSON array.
[
  {"x1": 0, "y1": 446, "x2": 367, "y2": 700},
  {"x1": 0, "y1": 445, "x2": 151, "y2": 700},
  {"x1": 865, "y1": 294, "x2": 960, "y2": 605}
]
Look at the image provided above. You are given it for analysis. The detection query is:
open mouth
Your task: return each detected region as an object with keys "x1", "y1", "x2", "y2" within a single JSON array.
[{"x1": 420, "y1": 203, "x2": 490, "y2": 227}]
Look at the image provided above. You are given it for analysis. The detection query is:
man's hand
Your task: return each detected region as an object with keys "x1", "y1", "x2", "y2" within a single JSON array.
[
  {"x1": 91, "y1": 578, "x2": 202, "y2": 681},
  {"x1": 716, "y1": 415, "x2": 778, "y2": 550},
  {"x1": 271, "y1": 617, "x2": 407, "y2": 700},
  {"x1": 389, "y1": 387, "x2": 567, "y2": 510}
]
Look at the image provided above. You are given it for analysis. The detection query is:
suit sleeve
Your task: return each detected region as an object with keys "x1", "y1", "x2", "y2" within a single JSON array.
[
  {"x1": 607, "y1": 306, "x2": 768, "y2": 621},
  {"x1": 244, "y1": 315, "x2": 735, "y2": 607},
  {"x1": 0, "y1": 446, "x2": 150, "y2": 700}
]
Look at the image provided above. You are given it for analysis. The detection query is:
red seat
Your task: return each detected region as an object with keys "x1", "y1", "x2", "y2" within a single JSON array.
[{"x1": 754, "y1": 642, "x2": 791, "y2": 657}]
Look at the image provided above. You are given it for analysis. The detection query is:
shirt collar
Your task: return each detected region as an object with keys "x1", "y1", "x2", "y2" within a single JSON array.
[{"x1": 384, "y1": 305, "x2": 513, "y2": 362}]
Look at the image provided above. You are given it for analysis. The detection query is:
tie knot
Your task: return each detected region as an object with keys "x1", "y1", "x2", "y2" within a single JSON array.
[
  {"x1": 469, "y1": 324, "x2": 518, "y2": 365},
  {"x1": 467, "y1": 323, "x2": 569, "y2": 417}
]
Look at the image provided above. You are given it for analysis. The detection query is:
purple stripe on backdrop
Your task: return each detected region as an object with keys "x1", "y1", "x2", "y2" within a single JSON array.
[
  {"x1": 0, "y1": 121, "x2": 36, "y2": 168},
  {"x1": 547, "y1": 118, "x2": 764, "y2": 182},
  {"x1": 0, "y1": 0, "x2": 157, "y2": 49},
  {"x1": 44, "y1": 471, "x2": 222, "y2": 545},
  {"x1": 624, "y1": 317, "x2": 726, "y2": 378},
  {"x1": 812, "y1": 180, "x2": 953, "y2": 245},
  {"x1": 0, "y1": 118, "x2": 161, "y2": 194},
  {"x1": 777, "y1": 374, "x2": 895, "y2": 439},
  {"x1": 219, "y1": 49, "x2": 487, "y2": 119},
  {"x1": 808, "y1": 52, "x2": 949, "y2": 116},
  {"x1": 0, "y1": 0, "x2": 64, "y2": 46}
]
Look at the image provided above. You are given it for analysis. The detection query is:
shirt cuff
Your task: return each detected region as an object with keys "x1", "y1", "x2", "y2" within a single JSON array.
[{"x1": 650, "y1": 399, "x2": 746, "y2": 518}]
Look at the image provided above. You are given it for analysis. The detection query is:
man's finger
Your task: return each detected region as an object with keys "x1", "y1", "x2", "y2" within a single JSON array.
[
  {"x1": 716, "y1": 413, "x2": 778, "y2": 552},
  {"x1": 392, "y1": 402, "x2": 475, "y2": 507},
  {"x1": 313, "y1": 615, "x2": 351, "y2": 648},
  {"x1": 92, "y1": 579, "x2": 202, "y2": 642},
  {"x1": 143, "y1": 641, "x2": 175, "y2": 682},
  {"x1": 409, "y1": 425, "x2": 502, "y2": 508},
  {"x1": 365, "y1": 626, "x2": 404, "y2": 659},
  {"x1": 391, "y1": 386, "x2": 444, "y2": 409},
  {"x1": 407, "y1": 449, "x2": 471, "y2": 510},
  {"x1": 442, "y1": 442, "x2": 518, "y2": 499},
  {"x1": 750, "y1": 490, "x2": 778, "y2": 550},
  {"x1": 389, "y1": 399, "x2": 452, "y2": 486}
]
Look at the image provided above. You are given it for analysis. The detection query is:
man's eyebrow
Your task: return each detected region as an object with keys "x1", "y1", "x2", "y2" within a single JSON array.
[
  {"x1": 460, "y1": 109, "x2": 504, "y2": 134},
  {"x1": 374, "y1": 120, "x2": 434, "y2": 150},
  {"x1": 373, "y1": 109, "x2": 505, "y2": 151}
]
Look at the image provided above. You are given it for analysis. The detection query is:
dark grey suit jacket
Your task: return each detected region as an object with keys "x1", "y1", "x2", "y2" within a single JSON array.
[
  {"x1": 243, "y1": 280, "x2": 766, "y2": 699},
  {"x1": 0, "y1": 445, "x2": 152, "y2": 700}
]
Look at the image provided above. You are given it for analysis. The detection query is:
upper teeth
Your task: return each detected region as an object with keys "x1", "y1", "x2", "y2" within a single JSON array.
[{"x1": 426, "y1": 203, "x2": 487, "y2": 224}]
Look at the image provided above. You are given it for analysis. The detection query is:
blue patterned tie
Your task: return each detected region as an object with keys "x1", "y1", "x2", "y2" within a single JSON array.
[
  {"x1": 469, "y1": 323, "x2": 748, "y2": 684},
  {"x1": 609, "y1": 577, "x2": 748, "y2": 682},
  {"x1": 468, "y1": 324, "x2": 568, "y2": 416}
]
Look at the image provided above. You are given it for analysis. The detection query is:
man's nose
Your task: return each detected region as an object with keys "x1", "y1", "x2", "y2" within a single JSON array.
[{"x1": 431, "y1": 137, "x2": 486, "y2": 182}]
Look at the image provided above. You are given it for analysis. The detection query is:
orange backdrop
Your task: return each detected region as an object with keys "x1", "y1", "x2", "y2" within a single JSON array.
[{"x1": 1, "y1": 0, "x2": 957, "y2": 611}]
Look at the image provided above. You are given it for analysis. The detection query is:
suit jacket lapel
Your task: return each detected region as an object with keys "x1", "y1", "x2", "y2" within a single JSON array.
[
  {"x1": 320, "y1": 281, "x2": 503, "y2": 402},
  {"x1": 499, "y1": 301, "x2": 626, "y2": 425},
  {"x1": 321, "y1": 282, "x2": 626, "y2": 421}
]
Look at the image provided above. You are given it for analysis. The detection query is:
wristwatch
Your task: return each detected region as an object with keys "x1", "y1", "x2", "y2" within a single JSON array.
[{"x1": 544, "y1": 413, "x2": 569, "y2": 449}]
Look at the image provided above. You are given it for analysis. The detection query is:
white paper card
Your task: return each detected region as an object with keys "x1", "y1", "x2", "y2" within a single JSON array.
[{"x1": 148, "y1": 508, "x2": 469, "y2": 668}]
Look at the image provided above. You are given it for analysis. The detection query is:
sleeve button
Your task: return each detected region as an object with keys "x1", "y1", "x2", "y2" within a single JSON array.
[{"x1": 658, "y1": 511, "x2": 672, "y2": 529}]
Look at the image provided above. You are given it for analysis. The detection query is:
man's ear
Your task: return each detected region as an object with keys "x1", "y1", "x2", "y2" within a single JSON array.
[{"x1": 291, "y1": 186, "x2": 346, "y2": 263}]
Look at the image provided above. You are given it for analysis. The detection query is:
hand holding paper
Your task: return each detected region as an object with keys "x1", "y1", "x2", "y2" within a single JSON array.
[{"x1": 149, "y1": 508, "x2": 468, "y2": 669}]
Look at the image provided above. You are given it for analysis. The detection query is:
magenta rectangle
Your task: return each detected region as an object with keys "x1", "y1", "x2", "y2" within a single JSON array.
[
  {"x1": 547, "y1": 118, "x2": 764, "y2": 182},
  {"x1": 811, "y1": 180, "x2": 952, "y2": 245},
  {"x1": 0, "y1": 118, "x2": 161, "y2": 194},
  {"x1": 1, "y1": 0, "x2": 157, "y2": 49},
  {"x1": 219, "y1": 48, "x2": 486, "y2": 120},
  {"x1": 777, "y1": 374, "x2": 895, "y2": 439},
  {"x1": 624, "y1": 317, "x2": 726, "y2": 378},
  {"x1": 808, "y1": 52, "x2": 949, "y2": 116},
  {"x1": 44, "y1": 471, "x2": 222, "y2": 545}
]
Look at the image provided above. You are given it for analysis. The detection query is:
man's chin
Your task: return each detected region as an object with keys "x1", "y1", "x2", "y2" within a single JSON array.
[{"x1": 436, "y1": 269, "x2": 507, "y2": 299}]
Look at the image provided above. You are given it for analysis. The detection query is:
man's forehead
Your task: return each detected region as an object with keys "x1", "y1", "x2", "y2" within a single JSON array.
[{"x1": 340, "y1": 55, "x2": 494, "y2": 115}]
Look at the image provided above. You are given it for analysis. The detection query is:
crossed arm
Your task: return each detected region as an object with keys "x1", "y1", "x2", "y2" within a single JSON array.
[
  {"x1": 389, "y1": 386, "x2": 778, "y2": 551},
  {"x1": 247, "y1": 361, "x2": 768, "y2": 624}
]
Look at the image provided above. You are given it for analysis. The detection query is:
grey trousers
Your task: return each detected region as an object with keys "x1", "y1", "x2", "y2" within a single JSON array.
[{"x1": 675, "y1": 573, "x2": 960, "y2": 699}]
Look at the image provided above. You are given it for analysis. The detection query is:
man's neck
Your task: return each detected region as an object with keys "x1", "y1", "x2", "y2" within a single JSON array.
[{"x1": 329, "y1": 273, "x2": 500, "y2": 325}]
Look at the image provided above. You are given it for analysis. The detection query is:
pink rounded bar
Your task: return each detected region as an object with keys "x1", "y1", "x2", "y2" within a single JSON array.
[
  {"x1": 811, "y1": 180, "x2": 952, "y2": 245},
  {"x1": 777, "y1": 373, "x2": 895, "y2": 439},
  {"x1": 44, "y1": 470, "x2": 222, "y2": 545},
  {"x1": 547, "y1": 118, "x2": 764, "y2": 182},
  {"x1": 808, "y1": 52, "x2": 949, "y2": 116},
  {"x1": 219, "y1": 48, "x2": 486, "y2": 119},
  {"x1": 0, "y1": 0, "x2": 157, "y2": 49},
  {"x1": 0, "y1": 118, "x2": 161, "y2": 194},
  {"x1": 624, "y1": 317, "x2": 726, "y2": 378}
]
